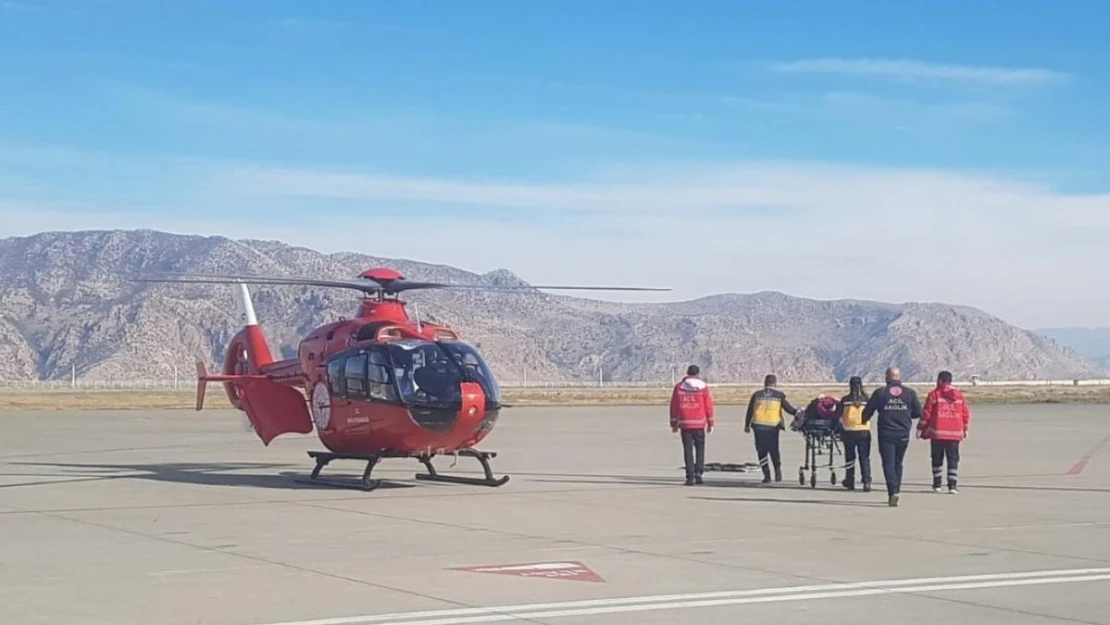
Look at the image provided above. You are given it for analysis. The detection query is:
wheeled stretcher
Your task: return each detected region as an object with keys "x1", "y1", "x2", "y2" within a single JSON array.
[{"x1": 791, "y1": 414, "x2": 844, "y2": 488}]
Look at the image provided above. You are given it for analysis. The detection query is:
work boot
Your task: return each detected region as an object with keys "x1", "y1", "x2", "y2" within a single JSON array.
[
  {"x1": 774, "y1": 465, "x2": 782, "y2": 482},
  {"x1": 694, "y1": 475, "x2": 704, "y2": 485},
  {"x1": 761, "y1": 466, "x2": 772, "y2": 484},
  {"x1": 862, "y1": 481, "x2": 871, "y2": 492},
  {"x1": 684, "y1": 477, "x2": 694, "y2": 486}
]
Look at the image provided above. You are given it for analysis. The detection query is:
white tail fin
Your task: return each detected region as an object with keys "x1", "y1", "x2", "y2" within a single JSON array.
[{"x1": 237, "y1": 282, "x2": 258, "y2": 326}]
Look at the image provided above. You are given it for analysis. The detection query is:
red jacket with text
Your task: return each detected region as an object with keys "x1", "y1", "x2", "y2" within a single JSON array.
[
  {"x1": 670, "y1": 376, "x2": 715, "y2": 430},
  {"x1": 919, "y1": 383, "x2": 970, "y2": 441}
]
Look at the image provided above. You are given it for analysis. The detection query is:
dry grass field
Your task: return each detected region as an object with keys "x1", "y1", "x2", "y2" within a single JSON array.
[{"x1": 2, "y1": 382, "x2": 1110, "y2": 411}]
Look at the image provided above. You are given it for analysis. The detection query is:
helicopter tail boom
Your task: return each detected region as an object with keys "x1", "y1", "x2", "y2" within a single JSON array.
[
  {"x1": 190, "y1": 283, "x2": 313, "y2": 443},
  {"x1": 194, "y1": 360, "x2": 265, "y2": 410},
  {"x1": 195, "y1": 359, "x2": 313, "y2": 444}
]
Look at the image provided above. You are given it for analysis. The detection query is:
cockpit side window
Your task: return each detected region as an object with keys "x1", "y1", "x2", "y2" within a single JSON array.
[
  {"x1": 327, "y1": 357, "x2": 345, "y2": 395},
  {"x1": 344, "y1": 353, "x2": 368, "y2": 399},
  {"x1": 366, "y1": 348, "x2": 398, "y2": 402}
]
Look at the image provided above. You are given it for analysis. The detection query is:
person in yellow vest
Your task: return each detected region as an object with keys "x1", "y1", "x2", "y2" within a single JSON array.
[
  {"x1": 837, "y1": 376, "x2": 872, "y2": 492},
  {"x1": 744, "y1": 374, "x2": 801, "y2": 484}
]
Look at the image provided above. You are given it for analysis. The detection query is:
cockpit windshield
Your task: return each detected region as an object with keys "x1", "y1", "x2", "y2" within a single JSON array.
[
  {"x1": 383, "y1": 339, "x2": 501, "y2": 407},
  {"x1": 438, "y1": 340, "x2": 501, "y2": 403}
]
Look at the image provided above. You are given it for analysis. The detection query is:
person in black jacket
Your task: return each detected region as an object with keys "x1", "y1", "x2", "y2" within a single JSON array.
[{"x1": 862, "y1": 367, "x2": 923, "y2": 507}]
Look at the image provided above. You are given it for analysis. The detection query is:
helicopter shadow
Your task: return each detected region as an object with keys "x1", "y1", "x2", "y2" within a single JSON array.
[{"x1": 2, "y1": 461, "x2": 416, "y2": 491}]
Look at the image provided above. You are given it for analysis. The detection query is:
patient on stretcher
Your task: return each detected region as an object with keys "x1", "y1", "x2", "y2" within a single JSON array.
[{"x1": 791, "y1": 394, "x2": 841, "y2": 432}]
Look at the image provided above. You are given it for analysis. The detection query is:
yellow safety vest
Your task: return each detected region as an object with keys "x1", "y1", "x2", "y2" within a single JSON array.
[
  {"x1": 840, "y1": 400, "x2": 869, "y2": 432},
  {"x1": 751, "y1": 394, "x2": 783, "y2": 427}
]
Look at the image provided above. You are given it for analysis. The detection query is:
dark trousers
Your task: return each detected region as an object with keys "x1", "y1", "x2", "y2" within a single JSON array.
[
  {"x1": 930, "y1": 439, "x2": 961, "y2": 489},
  {"x1": 681, "y1": 428, "x2": 706, "y2": 480},
  {"x1": 841, "y1": 430, "x2": 872, "y2": 487},
  {"x1": 878, "y1": 436, "x2": 909, "y2": 497},
  {"x1": 753, "y1": 426, "x2": 782, "y2": 477}
]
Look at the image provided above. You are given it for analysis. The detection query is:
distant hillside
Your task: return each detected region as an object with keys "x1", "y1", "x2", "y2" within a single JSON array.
[
  {"x1": 1037, "y1": 327, "x2": 1110, "y2": 370},
  {"x1": 0, "y1": 229, "x2": 1101, "y2": 384}
]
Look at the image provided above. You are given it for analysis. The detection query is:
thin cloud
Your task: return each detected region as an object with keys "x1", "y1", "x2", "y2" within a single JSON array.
[
  {"x1": 820, "y1": 91, "x2": 1015, "y2": 122},
  {"x1": 3, "y1": 152, "x2": 1110, "y2": 328},
  {"x1": 0, "y1": 0, "x2": 47, "y2": 11},
  {"x1": 770, "y1": 57, "x2": 1071, "y2": 86}
]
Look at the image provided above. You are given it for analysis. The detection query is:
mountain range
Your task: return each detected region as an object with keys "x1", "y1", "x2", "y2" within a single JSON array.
[
  {"x1": 0, "y1": 229, "x2": 1103, "y2": 384},
  {"x1": 1035, "y1": 327, "x2": 1110, "y2": 371}
]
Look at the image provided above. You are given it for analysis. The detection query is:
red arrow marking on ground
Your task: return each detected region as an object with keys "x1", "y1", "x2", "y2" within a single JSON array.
[
  {"x1": 451, "y1": 561, "x2": 605, "y2": 583},
  {"x1": 1067, "y1": 433, "x2": 1110, "y2": 475}
]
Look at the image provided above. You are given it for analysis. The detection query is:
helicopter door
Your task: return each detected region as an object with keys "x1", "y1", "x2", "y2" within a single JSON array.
[
  {"x1": 324, "y1": 348, "x2": 400, "y2": 412},
  {"x1": 366, "y1": 348, "x2": 398, "y2": 402}
]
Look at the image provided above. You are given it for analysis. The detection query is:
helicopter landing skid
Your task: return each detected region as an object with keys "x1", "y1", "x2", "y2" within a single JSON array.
[
  {"x1": 299, "y1": 449, "x2": 509, "y2": 492},
  {"x1": 414, "y1": 449, "x2": 510, "y2": 488}
]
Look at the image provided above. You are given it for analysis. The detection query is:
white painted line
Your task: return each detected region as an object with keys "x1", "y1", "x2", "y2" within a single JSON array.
[
  {"x1": 251, "y1": 567, "x2": 1110, "y2": 625},
  {"x1": 390, "y1": 574, "x2": 1110, "y2": 624},
  {"x1": 977, "y1": 522, "x2": 1103, "y2": 532}
]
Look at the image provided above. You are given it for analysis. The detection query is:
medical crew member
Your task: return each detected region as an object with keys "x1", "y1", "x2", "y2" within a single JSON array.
[
  {"x1": 744, "y1": 374, "x2": 800, "y2": 484},
  {"x1": 838, "y1": 376, "x2": 872, "y2": 492},
  {"x1": 918, "y1": 370, "x2": 970, "y2": 494},
  {"x1": 670, "y1": 365, "x2": 715, "y2": 486},
  {"x1": 862, "y1": 367, "x2": 923, "y2": 507}
]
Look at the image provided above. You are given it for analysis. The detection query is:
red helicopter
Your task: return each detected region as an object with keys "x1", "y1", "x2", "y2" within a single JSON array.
[{"x1": 135, "y1": 268, "x2": 668, "y2": 491}]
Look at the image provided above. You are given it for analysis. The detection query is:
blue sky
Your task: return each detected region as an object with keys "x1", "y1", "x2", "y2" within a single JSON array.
[{"x1": 1, "y1": 0, "x2": 1109, "y2": 328}]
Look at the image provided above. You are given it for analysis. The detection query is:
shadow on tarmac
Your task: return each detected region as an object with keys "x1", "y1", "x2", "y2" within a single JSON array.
[
  {"x1": 512, "y1": 470, "x2": 1110, "y2": 496},
  {"x1": 5, "y1": 464, "x2": 1108, "y2": 500},
  {"x1": 0, "y1": 461, "x2": 416, "y2": 491}
]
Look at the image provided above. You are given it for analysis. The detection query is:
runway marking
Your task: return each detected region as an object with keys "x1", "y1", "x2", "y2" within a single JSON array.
[
  {"x1": 253, "y1": 567, "x2": 1110, "y2": 625},
  {"x1": 1067, "y1": 432, "x2": 1110, "y2": 475},
  {"x1": 978, "y1": 522, "x2": 1103, "y2": 532},
  {"x1": 451, "y1": 561, "x2": 604, "y2": 583}
]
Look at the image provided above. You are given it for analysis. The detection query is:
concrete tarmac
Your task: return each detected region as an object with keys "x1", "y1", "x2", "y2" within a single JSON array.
[{"x1": 2, "y1": 403, "x2": 1109, "y2": 624}]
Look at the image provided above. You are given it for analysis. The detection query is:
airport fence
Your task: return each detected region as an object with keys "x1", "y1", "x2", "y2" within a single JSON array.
[{"x1": 2, "y1": 378, "x2": 1110, "y2": 392}]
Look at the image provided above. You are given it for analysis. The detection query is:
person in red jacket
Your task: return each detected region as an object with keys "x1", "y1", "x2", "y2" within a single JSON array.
[
  {"x1": 918, "y1": 370, "x2": 970, "y2": 494},
  {"x1": 670, "y1": 365, "x2": 715, "y2": 485}
]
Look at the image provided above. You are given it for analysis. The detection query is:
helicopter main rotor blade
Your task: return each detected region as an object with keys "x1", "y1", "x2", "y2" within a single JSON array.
[
  {"x1": 130, "y1": 271, "x2": 671, "y2": 295},
  {"x1": 130, "y1": 273, "x2": 387, "y2": 295},
  {"x1": 434, "y1": 284, "x2": 672, "y2": 292}
]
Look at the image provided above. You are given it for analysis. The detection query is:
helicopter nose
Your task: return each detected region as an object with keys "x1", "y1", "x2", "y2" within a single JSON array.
[{"x1": 457, "y1": 382, "x2": 486, "y2": 425}]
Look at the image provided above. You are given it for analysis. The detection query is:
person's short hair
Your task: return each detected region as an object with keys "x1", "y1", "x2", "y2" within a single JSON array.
[
  {"x1": 764, "y1": 374, "x2": 777, "y2": 387},
  {"x1": 686, "y1": 364, "x2": 700, "y2": 376},
  {"x1": 938, "y1": 370, "x2": 953, "y2": 384}
]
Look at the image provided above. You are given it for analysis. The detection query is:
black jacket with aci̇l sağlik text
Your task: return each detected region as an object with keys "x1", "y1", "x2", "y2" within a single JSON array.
[{"x1": 861, "y1": 381, "x2": 923, "y2": 440}]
